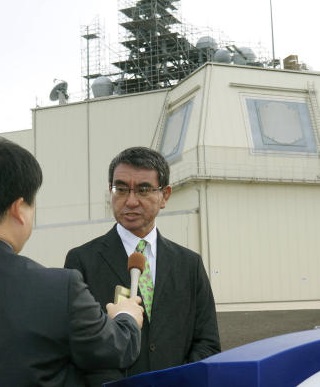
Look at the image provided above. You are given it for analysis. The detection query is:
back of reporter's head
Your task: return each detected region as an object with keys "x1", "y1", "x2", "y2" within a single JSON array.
[{"x1": 0, "y1": 137, "x2": 42, "y2": 220}]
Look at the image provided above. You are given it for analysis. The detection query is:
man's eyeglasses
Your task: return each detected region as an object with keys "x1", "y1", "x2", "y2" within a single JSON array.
[{"x1": 111, "y1": 185, "x2": 163, "y2": 198}]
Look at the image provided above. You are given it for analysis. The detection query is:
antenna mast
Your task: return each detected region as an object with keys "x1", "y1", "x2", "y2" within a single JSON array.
[{"x1": 269, "y1": 0, "x2": 276, "y2": 68}]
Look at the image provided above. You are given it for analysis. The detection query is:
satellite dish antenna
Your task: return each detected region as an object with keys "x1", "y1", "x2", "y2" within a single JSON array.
[{"x1": 49, "y1": 80, "x2": 69, "y2": 105}]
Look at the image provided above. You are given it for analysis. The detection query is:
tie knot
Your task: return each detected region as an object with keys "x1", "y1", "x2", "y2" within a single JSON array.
[{"x1": 136, "y1": 239, "x2": 147, "y2": 254}]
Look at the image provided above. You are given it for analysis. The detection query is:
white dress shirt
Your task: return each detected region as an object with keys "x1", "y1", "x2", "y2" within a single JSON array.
[{"x1": 117, "y1": 223, "x2": 157, "y2": 284}]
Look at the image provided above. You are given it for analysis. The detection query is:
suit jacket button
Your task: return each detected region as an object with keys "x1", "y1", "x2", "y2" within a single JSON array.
[{"x1": 149, "y1": 343, "x2": 156, "y2": 352}]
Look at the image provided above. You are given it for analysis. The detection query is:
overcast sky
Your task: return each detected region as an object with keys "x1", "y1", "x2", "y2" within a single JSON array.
[{"x1": 1, "y1": 0, "x2": 318, "y2": 133}]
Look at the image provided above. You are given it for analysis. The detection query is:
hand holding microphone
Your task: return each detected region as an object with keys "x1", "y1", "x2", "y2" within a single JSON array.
[
  {"x1": 114, "y1": 252, "x2": 145, "y2": 302},
  {"x1": 107, "y1": 296, "x2": 144, "y2": 329},
  {"x1": 109, "y1": 252, "x2": 146, "y2": 328}
]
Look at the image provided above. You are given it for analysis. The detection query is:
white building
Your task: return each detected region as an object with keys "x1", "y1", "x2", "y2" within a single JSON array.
[{"x1": 3, "y1": 63, "x2": 320, "y2": 311}]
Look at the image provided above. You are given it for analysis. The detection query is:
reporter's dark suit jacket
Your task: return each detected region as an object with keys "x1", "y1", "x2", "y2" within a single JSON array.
[
  {"x1": 0, "y1": 240, "x2": 140, "y2": 387},
  {"x1": 65, "y1": 225, "x2": 221, "y2": 385}
]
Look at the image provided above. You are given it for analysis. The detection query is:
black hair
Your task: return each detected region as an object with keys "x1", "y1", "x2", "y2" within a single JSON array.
[
  {"x1": 108, "y1": 147, "x2": 170, "y2": 187},
  {"x1": 0, "y1": 137, "x2": 42, "y2": 219}
]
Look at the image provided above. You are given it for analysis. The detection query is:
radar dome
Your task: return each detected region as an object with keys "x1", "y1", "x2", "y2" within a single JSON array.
[
  {"x1": 213, "y1": 49, "x2": 232, "y2": 63},
  {"x1": 92, "y1": 76, "x2": 114, "y2": 98},
  {"x1": 233, "y1": 47, "x2": 256, "y2": 65},
  {"x1": 196, "y1": 36, "x2": 218, "y2": 51}
]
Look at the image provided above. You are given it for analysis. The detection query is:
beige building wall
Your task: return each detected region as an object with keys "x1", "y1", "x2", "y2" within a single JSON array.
[
  {"x1": 1, "y1": 129, "x2": 34, "y2": 153},
  {"x1": 207, "y1": 182, "x2": 320, "y2": 305},
  {"x1": 2, "y1": 63, "x2": 320, "y2": 310},
  {"x1": 33, "y1": 89, "x2": 168, "y2": 226}
]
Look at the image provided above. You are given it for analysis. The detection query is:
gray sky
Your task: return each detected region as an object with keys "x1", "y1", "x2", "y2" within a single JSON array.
[{"x1": 1, "y1": 0, "x2": 318, "y2": 133}]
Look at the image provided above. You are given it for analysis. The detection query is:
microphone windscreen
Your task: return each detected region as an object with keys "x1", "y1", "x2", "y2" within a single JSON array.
[{"x1": 128, "y1": 252, "x2": 145, "y2": 273}]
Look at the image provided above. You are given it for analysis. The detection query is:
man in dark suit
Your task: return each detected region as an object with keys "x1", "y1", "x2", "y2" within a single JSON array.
[
  {"x1": 65, "y1": 147, "x2": 221, "y2": 385},
  {"x1": 0, "y1": 138, "x2": 143, "y2": 386}
]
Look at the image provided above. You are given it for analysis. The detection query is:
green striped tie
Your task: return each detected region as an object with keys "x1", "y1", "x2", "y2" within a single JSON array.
[{"x1": 136, "y1": 240, "x2": 154, "y2": 321}]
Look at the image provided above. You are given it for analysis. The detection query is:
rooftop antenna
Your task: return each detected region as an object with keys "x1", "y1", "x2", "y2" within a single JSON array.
[
  {"x1": 269, "y1": 0, "x2": 276, "y2": 68},
  {"x1": 49, "y1": 79, "x2": 69, "y2": 105}
]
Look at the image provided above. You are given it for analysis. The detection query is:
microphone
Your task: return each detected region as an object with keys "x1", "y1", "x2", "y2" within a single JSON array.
[{"x1": 128, "y1": 252, "x2": 145, "y2": 297}]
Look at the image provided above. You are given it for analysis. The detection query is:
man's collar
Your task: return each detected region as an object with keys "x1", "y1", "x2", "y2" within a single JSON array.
[
  {"x1": 0, "y1": 239, "x2": 14, "y2": 252},
  {"x1": 116, "y1": 223, "x2": 157, "y2": 257},
  {"x1": 116, "y1": 223, "x2": 157, "y2": 244}
]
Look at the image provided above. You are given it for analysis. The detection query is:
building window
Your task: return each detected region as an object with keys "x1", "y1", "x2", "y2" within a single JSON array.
[
  {"x1": 246, "y1": 98, "x2": 317, "y2": 153},
  {"x1": 160, "y1": 99, "x2": 193, "y2": 163}
]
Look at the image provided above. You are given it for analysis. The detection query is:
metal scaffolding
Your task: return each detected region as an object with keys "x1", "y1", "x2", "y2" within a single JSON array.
[
  {"x1": 80, "y1": 1, "x2": 278, "y2": 98},
  {"x1": 81, "y1": 16, "x2": 106, "y2": 99},
  {"x1": 109, "y1": 0, "x2": 220, "y2": 94}
]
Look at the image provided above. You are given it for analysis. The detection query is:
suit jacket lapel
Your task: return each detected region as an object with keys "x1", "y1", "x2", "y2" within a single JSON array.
[
  {"x1": 95, "y1": 227, "x2": 176, "y2": 304},
  {"x1": 99, "y1": 225, "x2": 131, "y2": 286},
  {"x1": 152, "y1": 231, "x2": 175, "y2": 306}
]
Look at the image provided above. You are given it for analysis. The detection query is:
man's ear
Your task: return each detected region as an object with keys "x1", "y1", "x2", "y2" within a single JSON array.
[
  {"x1": 8, "y1": 198, "x2": 25, "y2": 225},
  {"x1": 160, "y1": 185, "x2": 172, "y2": 209}
]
